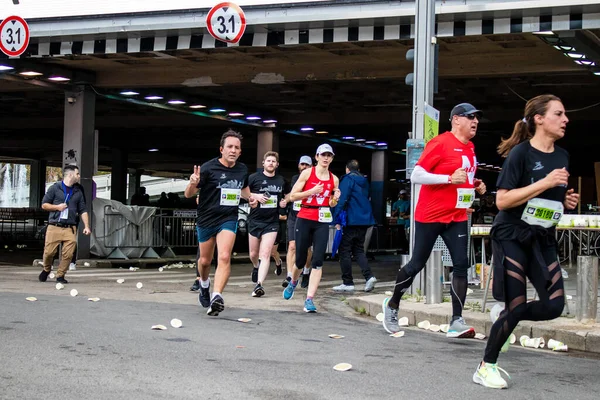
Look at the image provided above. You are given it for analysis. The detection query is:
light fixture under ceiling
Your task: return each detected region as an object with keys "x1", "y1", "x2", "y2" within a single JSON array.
[
  {"x1": 228, "y1": 112, "x2": 244, "y2": 117},
  {"x1": 300, "y1": 127, "x2": 314, "y2": 131},
  {"x1": 210, "y1": 108, "x2": 226, "y2": 113},
  {"x1": 48, "y1": 76, "x2": 70, "y2": 82},
  {"x1": 145, "y1": 95, "x2": 163, "y2": 100},
  {"x1": 148, "y1": 148, "x2": 159, "y2": 152},
  {"x1": 246, "y1": 116, "x2": 261, "y2": 120},
  {"x1": 0, "y1": 65, "x2": 15, "y2": 71},
  {"x1": 19, "y1": 71, "x2": 43, "y2": 77},
  {"x1": 263, "y1": 119, "x2": 277, "y2": 124},
  {"x1": 168, "y1": 100, "x2": 186, "y2": 105},
  {"x1": 120, "y1": 91, "x2": 139, "y2": 96},
  {"x1": 189, "y1": 104, "x2": 206, "y2": 109}
]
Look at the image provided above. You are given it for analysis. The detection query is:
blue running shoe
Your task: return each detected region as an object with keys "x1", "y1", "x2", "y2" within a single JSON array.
[
  {"x1": 283, "y1": 281, "x2": 297, "y2": 300},
  {"x1": 304, "y1": 298, "x2": 317, "y2": 313}
]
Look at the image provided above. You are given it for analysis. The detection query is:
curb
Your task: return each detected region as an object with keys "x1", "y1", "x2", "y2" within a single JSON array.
[
  {"x1": 347, "y1": 294, "x2": 600, "y2": 354},
  {"x1": 31, "y1": 255, "x2": 255, "y2": 269}
]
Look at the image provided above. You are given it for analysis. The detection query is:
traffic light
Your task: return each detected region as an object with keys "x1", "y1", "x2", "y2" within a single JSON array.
[
  {"x1": 404, "y1": 46, "x2": 439, "y2": 93},
  {"x1": 405, "y1": 49, "x2": 415, "y2": 86}
]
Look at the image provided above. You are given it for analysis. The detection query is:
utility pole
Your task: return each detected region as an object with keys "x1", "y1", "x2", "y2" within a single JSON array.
[{"x1": 407, "y1": 0, "x2": 437, "y2": 290}]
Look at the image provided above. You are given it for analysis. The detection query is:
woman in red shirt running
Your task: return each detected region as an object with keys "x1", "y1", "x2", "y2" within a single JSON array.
[{"x1": 283, "y1": 144, "x2": 340, "y2": 313}]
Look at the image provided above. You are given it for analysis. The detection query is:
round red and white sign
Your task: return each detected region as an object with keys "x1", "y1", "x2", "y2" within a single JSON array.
[
  {"x1": 0, "y1": 16, "x2": 30, "y2": 57},
  {"x1": 206, "y1": 2, "x2": 246, "y2": 44}
]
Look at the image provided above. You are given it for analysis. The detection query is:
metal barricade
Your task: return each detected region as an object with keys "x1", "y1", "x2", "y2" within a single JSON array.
[
  {"x1": 0, "y1": 207, "x2": 47, "y2": 246},
  {"x1": 153, "y1": 210, "x2": 198, "y2": 249},
  {"x1": 103, "y1": 205, "x2": 160, "y2": 259}
]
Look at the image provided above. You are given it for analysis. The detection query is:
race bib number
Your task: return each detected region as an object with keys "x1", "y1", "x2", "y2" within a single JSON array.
[
  {"x1": 261, "y1": 195, "x2": 278, "y2": 209},
  {"x1": 318, "y1": 207, "x2": 333, "y2": 223},
  {"x1": 293, "y1": 201, "x2": 302, "y2": 211},
  {"x1": 521, "y1": 198, "x2": 563, "y2": 228},
  {"x1": 455, "y1": 188, "x2": 475, "y2": 209},
  {"x1": 220, "y1": 188, "x2": 241, "y2": 206},
  {"x1": 59, "y1": 209, "x2": 69, "y2": 220}
]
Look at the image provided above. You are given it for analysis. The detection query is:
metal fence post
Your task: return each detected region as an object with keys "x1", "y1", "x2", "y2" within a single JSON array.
[
  {"x1": 576, "y1": 255, "x2": 598, "y2": 323},
  {"x1": 425, "y1": 250, "x2": 443, "y2": 304}
]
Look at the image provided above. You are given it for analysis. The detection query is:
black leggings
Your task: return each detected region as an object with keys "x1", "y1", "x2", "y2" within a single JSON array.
[
  {"x1": 389, "y1": 221, "x2": 470, "y2": 318},
  {"x1": 295, "y1": 218, "x2": 329, "y2": 270},
  {"x1": 484, "y1": 239, "x2": 564, "y2": 363}
]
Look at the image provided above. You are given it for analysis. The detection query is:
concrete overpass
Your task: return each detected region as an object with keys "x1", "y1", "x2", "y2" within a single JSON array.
[{"x1": 2, "y1": 0, "x2": 600, "y2": 256}]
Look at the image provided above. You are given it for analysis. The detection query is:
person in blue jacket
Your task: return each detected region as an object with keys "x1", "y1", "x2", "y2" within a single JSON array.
[{"x1": 332, "y1": 160, "x2": 377, "y2": 292}]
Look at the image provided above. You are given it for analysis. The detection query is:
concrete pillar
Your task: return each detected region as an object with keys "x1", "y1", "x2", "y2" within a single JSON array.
[
  {"x1": 370, "y1": 150, "x2": 388, "y2": 224},
  {"x1": 256, "y1": 128, "x2": 279, "y2": 170},
  {"x1": 63, "y1": 85, "x2": 96, "y2": 259},
  {"x1": 128, "y1": 169, "x2": 143, "y2": 204},
  {"x1": 110, "y1": 149, "x2": 128, "y2": 203},
  {"x1": 29, "y1": 159, "x2": 47, "y2": 208}
]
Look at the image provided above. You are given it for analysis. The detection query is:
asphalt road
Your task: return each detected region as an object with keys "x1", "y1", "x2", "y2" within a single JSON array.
[{"x1": 2, "y1": 290, "x2": 600, "y2": 400}]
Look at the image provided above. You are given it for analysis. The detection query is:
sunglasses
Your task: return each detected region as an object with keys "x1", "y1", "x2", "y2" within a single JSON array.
[{"x1": 458, "y1": 113, "x2": 479, "y2": 120}]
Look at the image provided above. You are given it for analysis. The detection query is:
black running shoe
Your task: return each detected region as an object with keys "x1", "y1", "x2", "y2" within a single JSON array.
[
  {"x1": 207, "y1": 295, "x2": 225, "y2": 316},
  {"x1": 301, "y1": 272, "x2": 310, "y2": 289},
  {"x1": 39, "y1": 270, "x2": 49, "y2": 282},
  {"x1": 190, "y1": 279, "x2": 200, "y2": 292},
  {"x1": 282, "y1": 276, "x2": 291, "y2": 288},
  {"x1": 56, "y1": 276, "x2": 69, "y2": 284},
  {"x1": 251, "y1": 268, "x2": 259, "y2": 283},
  {"x1": 252, "y1": 283, "x2": 265, "y2": 297},
  {"x1": 275, "y1": 260, "x2": 282, "y2": 276},
  {"x1": 198, "y1": 283, "x2": 210, "y2": 308}
]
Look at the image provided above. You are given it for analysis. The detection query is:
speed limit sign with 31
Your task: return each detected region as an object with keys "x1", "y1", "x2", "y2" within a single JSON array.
[
  {"x1": 0, "y1": 15, "x2": 30, "y2": 57},
  {"x1": 206, "y1": 2, "x2": 246, "y2": 44}
]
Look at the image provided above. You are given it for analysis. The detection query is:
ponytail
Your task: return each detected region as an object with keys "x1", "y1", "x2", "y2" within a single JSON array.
[
  {"x1": 497, "y1": 94, "x2": 562, "y2": 158},
  {"x1": 497, "y1": 119, "x2": 532, "y2": 158}
]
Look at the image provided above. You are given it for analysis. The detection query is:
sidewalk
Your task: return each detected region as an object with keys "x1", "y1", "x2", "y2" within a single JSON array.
[{"x1": 347, "y1": 271, "x2": 600, "y2": 354}]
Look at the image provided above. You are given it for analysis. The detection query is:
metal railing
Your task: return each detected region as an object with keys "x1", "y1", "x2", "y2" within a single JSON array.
[{"x1": 0, "y1": 207, "x2": 47, "y2": 245}]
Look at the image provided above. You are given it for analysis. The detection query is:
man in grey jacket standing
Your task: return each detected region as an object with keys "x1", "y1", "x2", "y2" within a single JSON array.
[{"x1": 332, "y1": 160, "x2": 377, "y2": 292}]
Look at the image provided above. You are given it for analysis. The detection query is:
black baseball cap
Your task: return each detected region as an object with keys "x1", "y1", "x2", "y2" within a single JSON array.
[{"x1": 449, "y1": 103, "x2": 482, "y2": 121}]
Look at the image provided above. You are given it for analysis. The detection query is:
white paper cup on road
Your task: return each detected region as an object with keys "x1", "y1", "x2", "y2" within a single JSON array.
[
  {"x1": 116, "y1": 279, "x2": 125, "y2": 284},
  {"x1": 428, "y1": 324, "x2": 441, "y2": 332},
  {"x1": 375, "y1": 313, "x2": 384, "y2": 322},
  {"x1": 520, "y1": 335, "x2": 542, "y2": 349},
  {"x1": 84, "y1": 262, "x2": 90, "y2": 267},
  {"x1": 170, "y1": 318, "x2": 183, "y2": 328},
  {"x1": 440, "y1": 324, "x2": 449, "y2": 333},
  {"x1": 398, "y1": 316, "x2": 409, "y2": 327},
  {"x1": 509, "y1": 333, "x2": 516, "y2": 344},
  {"x1": 333, "y1": 363, "x2": 352, "y2": 372},
  {"x1": 55, "y1": 283, "x2": 64, "y2": 290},
  {"x1": 49, "y1": 272, "x2": 55, "y2": 279},
  {"x1": 417, "y1": 320, "x2": 430, "y2": 330},
  {"x1": 136, "y1": 282, "x2": 143, "y2": 289},
  {"x1": 548, "y1": 339, "x2": 566, "y2": 350},
  {"x1": 70, "y1": 289, "x2": 78, "y2": 297}
]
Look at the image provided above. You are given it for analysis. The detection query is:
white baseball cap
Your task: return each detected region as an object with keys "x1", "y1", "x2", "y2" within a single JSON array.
[
  {"x1": 299, "y1": 155, "x2": 312, "y2": 165},
  {"x1": 316, "y1": 143, "x2": 335, "y2": 155}
]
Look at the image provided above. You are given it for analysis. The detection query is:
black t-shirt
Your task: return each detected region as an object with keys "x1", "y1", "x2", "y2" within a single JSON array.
[
  {"x1": 196, "y1": 158, "x2": 249, "y2": 227},
  {"x1": 494, "y1": 141, "x2": 569, "y2": 227},
  {"x1": 248, "y1": 171, "x2": 287, "y2": 224},
  {"x1": 287, "y1": 174, "x2": 301, "y2": 218}
]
